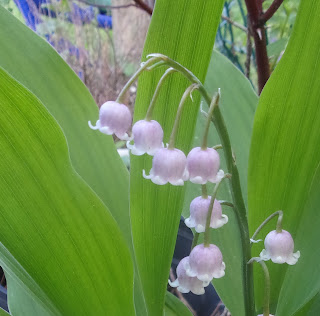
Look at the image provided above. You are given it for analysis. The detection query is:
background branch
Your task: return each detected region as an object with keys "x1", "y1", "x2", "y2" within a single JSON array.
[
  {"x1": 133, "y1": 0, "x2": 153, "y2": 15},
  {"x1": 222, "y1": 15, "x2": 248, "y2": 32},
  {"x1": 261, "y1": 0, "x2": 285, "y2": 23},
  {"x1": 244, "y1": 0, "x2": 270, "y2": 93}
]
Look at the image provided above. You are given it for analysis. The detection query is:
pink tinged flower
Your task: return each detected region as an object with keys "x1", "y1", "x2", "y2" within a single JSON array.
[
  {"x1": 258, "y1": 314, "x2": 274, "y2": 316},
  {"x1": 88, "y1": 101, "x2": 132, "y2": 140},
  {"x1": 186, "y1": 244, "x2": 226, "y2": 282},
  {"x1": 143, "y1": 147, "x2": 189, "y2": 185},
  {"x1": 185, "y1": 196, "x2": 228, "y2": 233},
  {"x1": 168, "y1": 257, "x2": 209, "y2": 295},
  {"x1": 186, "y1": 147, "x2": 224, "y2": 184},
  {"x1": 259, "y1": 230, "x2": 300, "y2": 265},
  {"x1": 127, "y1": 120, "x2": 163, "y2": 156}
]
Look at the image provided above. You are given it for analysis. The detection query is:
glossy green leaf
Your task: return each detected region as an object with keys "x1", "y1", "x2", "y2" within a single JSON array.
[
  {"x1": 0, "y1": 66, "x2": 135, "y2": 315},
  {"x1": 0, "y1": 7, "x2": 148, "y2": 315},
  {"x1": 0, "y1": 6, "x2": 131, "y2": 248},
  {"x1": 130, "y1": 1, "x2": 225, "y2": 315},
  {"x1": 183, "y1": 50, "x2": 258, "y2": 315},
  {"x1": 248, "y1": 0, "x2": 320, "y2": 314},
  {"x1": 164, "y1": 292, "x2": 192, "y2": 316}
]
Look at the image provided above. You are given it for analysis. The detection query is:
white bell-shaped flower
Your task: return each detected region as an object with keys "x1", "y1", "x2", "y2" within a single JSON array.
[
  {"x1": 258, "y1": 314, "x2": 274, "y2": 316},
  {"x1": 168, "y1": 257, "x2": 209, "y2": 295},
  {"x1": 88, "y1": 101, "x2": 132, "y2": 140},
  {"x1": 185, "y1": 196, "x2": 228, "y2": 233},
  {"x1": 143, "y1": 147, "x2": 189, "y2": 185},
  {"x1": 186, "y1": 244, "x2": 225, "y2": 282},
  {"x1": 186, "y1": 147, "x2": 223, "y2": 184},
  {"x1": 127, "y1": 119, "x2": 163, "y2": 155},
  {"x1": 259, "y1": 230, "x2": 300, "y2": 265}
]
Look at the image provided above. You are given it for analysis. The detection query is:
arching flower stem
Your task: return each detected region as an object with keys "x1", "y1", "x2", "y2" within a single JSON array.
[
  {"x1": 116, "y1": 56, "x2": 160, "y2": 104},
  {"x1": 201, "y1": 184, "x2": 208, "y2": 199},
  {"x1": 248, "y1": 257, "x2": 270, "y2": 316},
  {"x1": 213, "y1": 144, "x2": 223, "y2": 150},
  {"x1": 219, "y1": 201, "x2": 234, "y2": 208},
  {"x1": 192, "y1": 183, "x2": 207, "y2": 249},
  {"x1": 191, "y1": 232, "x2": 199, "y2": 249},
  {"x1": 203, "y1": 173, "x2": 231, "y2": 247},
  {"x1": 145, "y1": 68, "x2": 177, "y2": 121},
  {"x1": 201, "y1": 91, "x2": 220, "y2": 150},
  {"x1": 147, "y1": 53, "x2": 255, "y2": 316},
  {"x1": 251, "y1": 210, "x2": 284, "y2": 243},
  {"x1": 168, "y1": 83, "x2": 199, "y2": 149}
]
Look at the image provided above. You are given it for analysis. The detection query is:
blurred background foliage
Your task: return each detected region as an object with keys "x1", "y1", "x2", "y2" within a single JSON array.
[{"x1": 0, "y1": 0, "x2": 299, "y2": 105}]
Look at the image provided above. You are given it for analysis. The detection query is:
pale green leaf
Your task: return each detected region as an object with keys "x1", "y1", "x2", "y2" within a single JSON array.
[
  {"x1": 0, "y1": 6, "x2": 131, "y2": 249},
  {"x1": 0, "y1": 66, "x2": 135, "y2": 315}
]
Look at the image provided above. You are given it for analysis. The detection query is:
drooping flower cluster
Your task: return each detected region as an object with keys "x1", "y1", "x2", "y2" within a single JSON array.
[
  {"x1": 88, "y1": 70, "x2": 229, "y2": 296},
  {"x1": 88, "y1": 57, "x2": 300, "y2": 304},
  {"x1": 89, "y1": 102, "x2": 223, "y2": 186}
]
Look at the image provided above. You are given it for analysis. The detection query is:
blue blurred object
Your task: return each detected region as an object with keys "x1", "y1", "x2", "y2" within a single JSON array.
[
  {"x1": 13, "y1": 0, "x2": 42, "y2": 30},
  {"x1": 97, "y1": 14, "x2": 112, "y2": 29},
  {"x1": 0, "y1": 286, "x2": 8, "y2": 313},
  {"x1": 14, "y1": 0, "x2": 112, "y2": 29}
]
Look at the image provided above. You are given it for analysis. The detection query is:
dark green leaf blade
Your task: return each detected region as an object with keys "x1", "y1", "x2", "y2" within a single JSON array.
[
  {"x1": 248, "y1": 0, "x2": 320, "y2": 314},
  {"x1": 130, "y1": 1, "x2": 225, "y2": 315}
]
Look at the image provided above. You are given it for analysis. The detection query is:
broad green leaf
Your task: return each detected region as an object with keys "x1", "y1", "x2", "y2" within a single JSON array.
[
  {"x1": 0, "y1": 66, "x2": 135, "y2": 315},
  {"x1": 164, "y1": 292, "x2": 192, "y2": 316},
  {"x1": 130, "y1": 1, "x2": 225, "y2": 315},
  {"x1": 0, "y1": 6, "x2": 131, "y2": 248},
  {"x1": 292, "y1": 293, "x2": 320, "y2": 316},
  {"x1": 248, "y1": 0, "x2": 320, "y2": 314},
  {"x1": 183, "y1": 50, "x2": 258, "y2": 315},
  {"x1": 0, "y1": 7, "x2": 148, "y2": 315}
]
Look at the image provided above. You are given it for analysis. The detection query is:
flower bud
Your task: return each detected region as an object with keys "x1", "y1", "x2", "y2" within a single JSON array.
[
  {"x1": 143, "y1": 147, "x2": 189, "y2": 185},
  {"x1": 185, "y1": 196, "x2": 228, "y2": 233},
  {"x1": 168, "y1": 257, "x2": 209, "y2": 295},
  {"x1": 88, "y1": 101, "x2": 132, "y2": 140},
  {"x1": 127, "y1": 120, "x2": 163, "y2": 155},
  {"x1": 186, "y1": 244, "x2": 225, "y2": 282},
  {"x1": 259, "y1": 230, "x2": 300, "y2": 265},
  {"x1": 186, "y1": 147, "x2": 223, "y2": 184}
]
